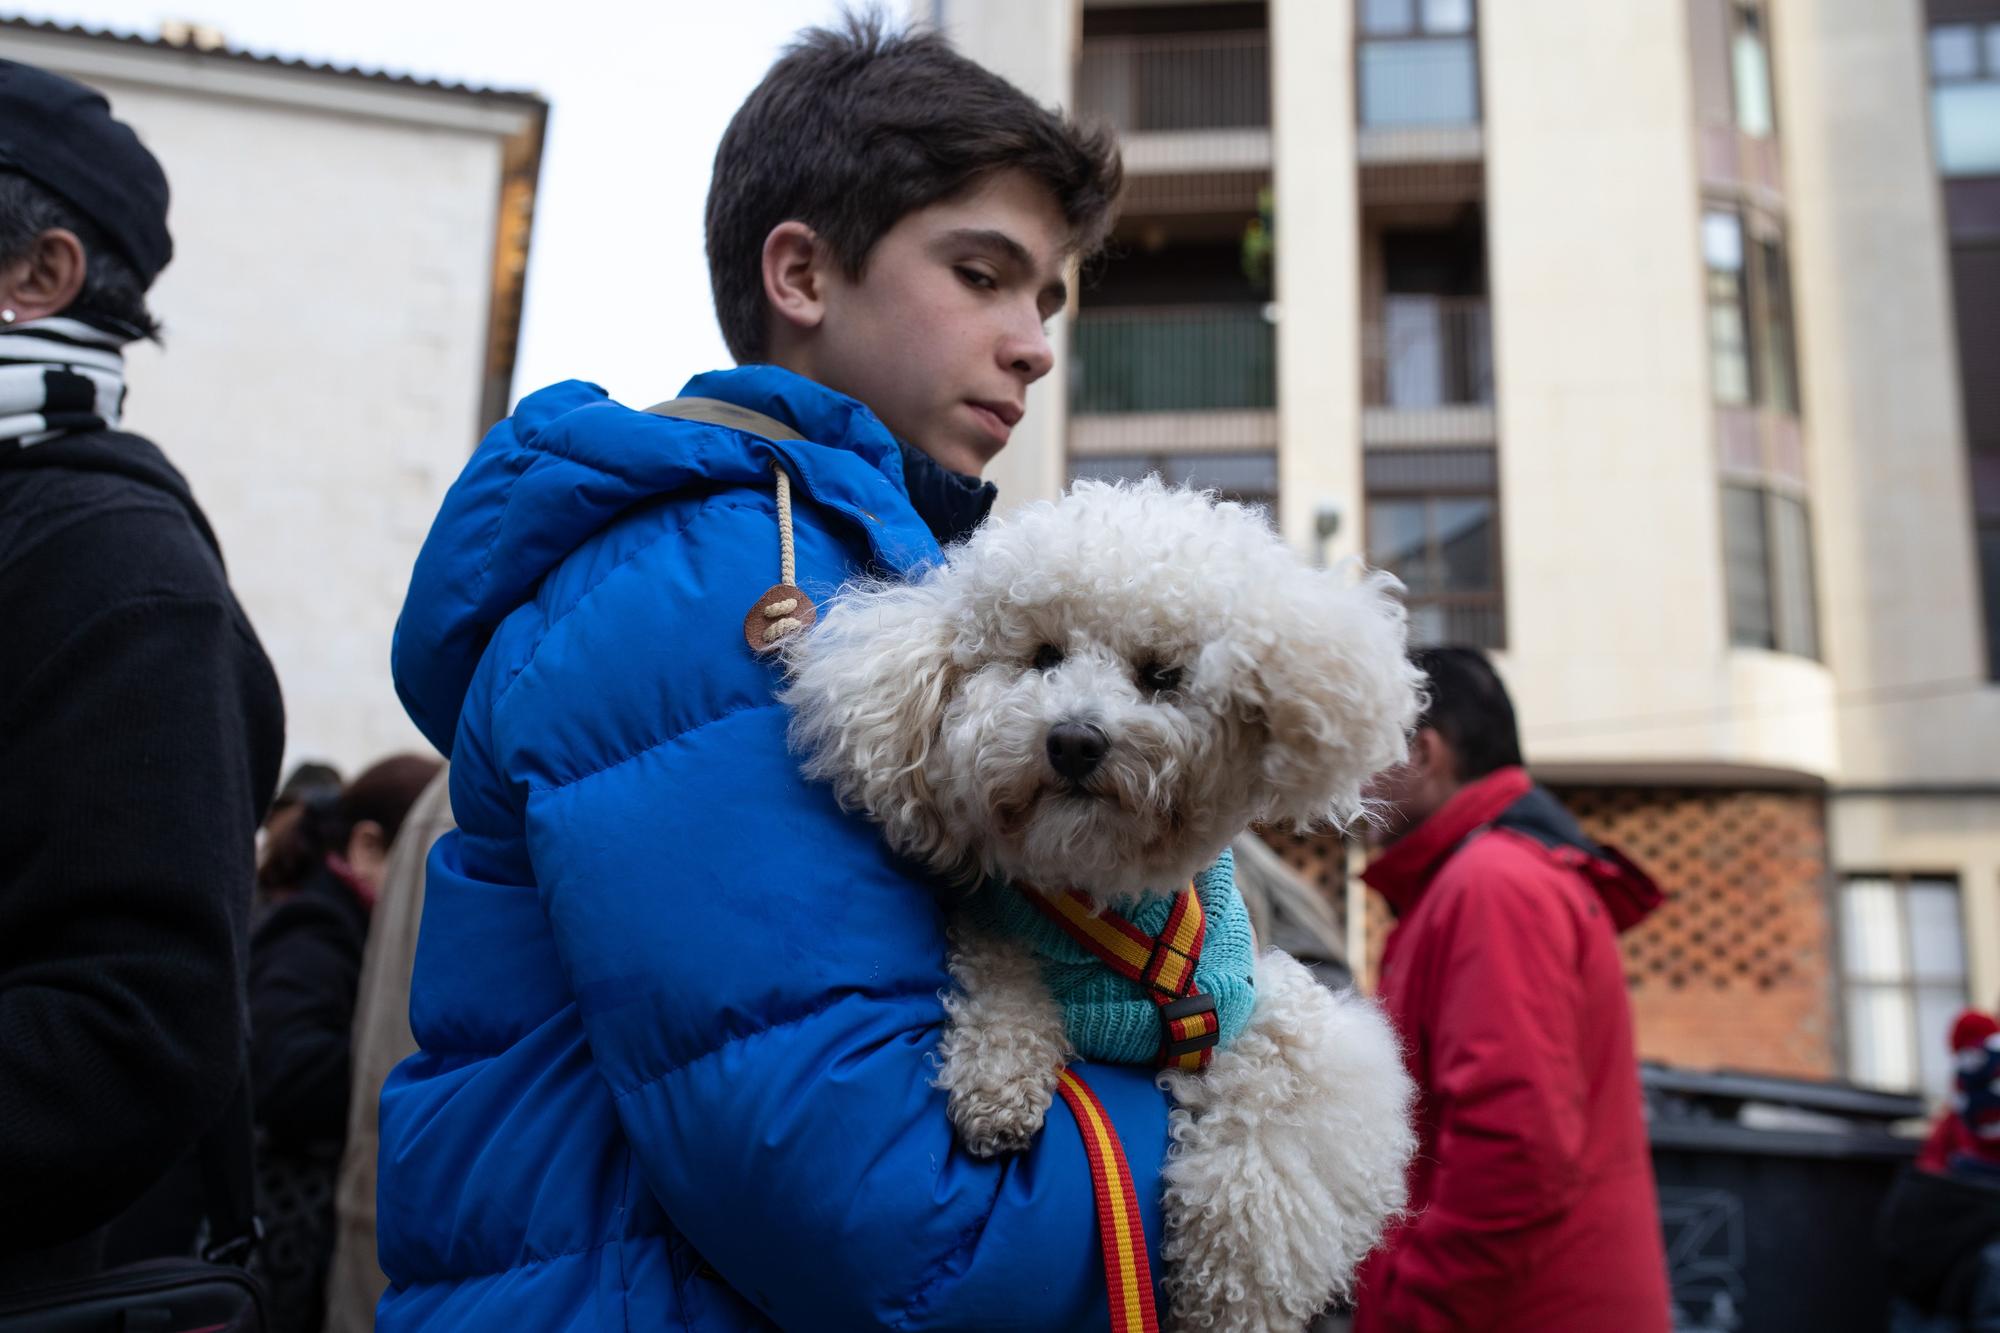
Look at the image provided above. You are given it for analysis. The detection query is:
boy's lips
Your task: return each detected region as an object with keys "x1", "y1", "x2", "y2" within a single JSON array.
[{"x1": 966, "y1": 399, "x2": 1022, "y2": 442}]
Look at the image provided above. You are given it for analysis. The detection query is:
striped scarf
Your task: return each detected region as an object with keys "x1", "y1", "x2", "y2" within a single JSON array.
[{"x1": 0, "y1": 314, "x2": 126, "y2": 449}]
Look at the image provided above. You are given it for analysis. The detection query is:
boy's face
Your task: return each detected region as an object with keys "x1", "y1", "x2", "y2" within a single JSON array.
[{"x1": 800, "y1": 169, "x2": 1070, "y2": 476}]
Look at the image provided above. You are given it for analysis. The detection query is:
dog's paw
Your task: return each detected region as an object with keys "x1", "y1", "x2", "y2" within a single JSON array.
[{"x1": 947, "y1": 1077, "x2": 1053, "y2": 1157}]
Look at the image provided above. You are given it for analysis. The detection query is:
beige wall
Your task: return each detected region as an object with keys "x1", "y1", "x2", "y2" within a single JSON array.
[
  {"x1": 1771, "y1": 0, "x2": 2000, "y2": 789},
  {"x1": 1480, "y1": 0, "x2": 1838, "y2": 777},
  {"x1": 927, "y1": 0, "x2": 1075, "y2": 514},
  {"x1": 1270, "y1": 0, "x2": 1362, "y2": 563},
  {"x1": 2, "y1": 31, "x2": 528, "y2": 776}
]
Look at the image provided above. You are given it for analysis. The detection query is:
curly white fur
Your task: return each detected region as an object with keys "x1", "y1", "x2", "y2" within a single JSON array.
[
  {"x1": 1159, "y1": 951, "x2": 1416, "y2": 1331},
  {"x1": 933, "y1": 927, "x2": 1073, "y2": 1157},
  {"x1": 781, "y1": 478, "x2": 1422, "y2": 904},
  {"x1": 779, "y1": 479, "x2": 1422, "y2": 1327}
]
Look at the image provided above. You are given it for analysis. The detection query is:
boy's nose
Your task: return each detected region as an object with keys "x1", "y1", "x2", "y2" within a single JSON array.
[{"x1": 1005, "y1": 317, "x2": 1055, "y2": 384}]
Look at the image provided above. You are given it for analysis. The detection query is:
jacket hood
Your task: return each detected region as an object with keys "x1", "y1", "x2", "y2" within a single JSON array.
[
  {"x1": 0, "y1": 427, "x2": 220, "y2": 557},
  {"x1": 391, "y1": 366, "x2": 940, "y2": 754},
  {"x1": 1364, "y1": 767, "x2": 1664, "y2": 931}
]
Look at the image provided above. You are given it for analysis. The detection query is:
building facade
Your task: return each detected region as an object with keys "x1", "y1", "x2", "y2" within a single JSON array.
[
  {"x1": 930, "y1": 0, "x2": 2000, "y2": 1100},
  {"x1": 0, "y1": 18, "x2": 546, "y2": 776}
]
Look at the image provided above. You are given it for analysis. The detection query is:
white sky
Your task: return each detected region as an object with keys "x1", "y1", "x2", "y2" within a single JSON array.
[{"x1": 12, "y1": 0, "x2": 856, "y2": 405}]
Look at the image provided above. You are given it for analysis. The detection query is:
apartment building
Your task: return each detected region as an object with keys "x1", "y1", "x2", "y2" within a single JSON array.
[{"x1": 929, "y1": 0, "x2": 2000, "y2": 1101}]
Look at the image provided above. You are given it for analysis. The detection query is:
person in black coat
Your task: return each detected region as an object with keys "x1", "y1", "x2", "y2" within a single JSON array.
[
  {"x1": 0, "y1": 60, "x2": 285, "y2": 1294},
  {"x1": 245, "y1": 753, "x2": 438, "y2": 1333}
]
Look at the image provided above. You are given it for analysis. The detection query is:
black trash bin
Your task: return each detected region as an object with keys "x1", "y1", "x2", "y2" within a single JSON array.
[{"x1": 1645, "y1": 1064, "x2": 1925, "y2": 1333}]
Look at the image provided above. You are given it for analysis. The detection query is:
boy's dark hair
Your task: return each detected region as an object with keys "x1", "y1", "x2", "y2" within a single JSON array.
[
  {"x1": 706, "y1": 12, "x2": 1122, "y2": 364},
  {"x1": 1411, "y1": 646, "x2": 1524, "y2": 781}
]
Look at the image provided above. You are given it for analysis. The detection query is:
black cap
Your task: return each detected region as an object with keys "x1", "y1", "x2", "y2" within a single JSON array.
[{"x1": 0, "y1": 59, "x2": 172, "y2": 286}]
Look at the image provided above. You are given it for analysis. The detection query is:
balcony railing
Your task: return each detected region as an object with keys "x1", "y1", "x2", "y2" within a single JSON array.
[
  {"x1": 1364, "y1": 295, "x2": 1493, "y2": 408},
  {"x1": 1077, "y1": 32, "x2": 1270, "y2": 135},
  {"x1": 1071, "y1": 305, "x2": 1276, "y2": 415}
]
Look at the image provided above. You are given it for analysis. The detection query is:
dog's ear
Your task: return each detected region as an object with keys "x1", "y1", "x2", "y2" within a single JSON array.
[
  {"x1": 1236, "y1": 563, "x2": 1424, "y2": 832},
  {"x1": 777, "y1": 570, "x2": 963, "y2": 868}
]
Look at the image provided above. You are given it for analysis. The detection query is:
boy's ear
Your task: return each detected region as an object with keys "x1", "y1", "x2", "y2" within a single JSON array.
[{"x1": 761, "y1": 221, "x2": 828, "y2": 339}]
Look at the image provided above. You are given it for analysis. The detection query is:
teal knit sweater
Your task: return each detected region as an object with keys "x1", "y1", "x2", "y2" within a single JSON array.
[{"x1": 966, "y1": 850, "x2": 1256, "y2": 1066}]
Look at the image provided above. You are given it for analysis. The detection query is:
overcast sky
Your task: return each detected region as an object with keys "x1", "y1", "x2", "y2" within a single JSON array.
[{"x1": 13, "y1": 0, "x2": 855, "y2": 404}]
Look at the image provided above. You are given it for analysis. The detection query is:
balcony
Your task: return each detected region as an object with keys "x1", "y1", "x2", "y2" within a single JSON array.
[
  {"x1": 1069, "y1": 304, "x2": 1278, "y2": 458},
  {"x1": 1077, "y1": 32, "x2": 1271, "y2": 176},
  {"x1": 1363, "y1": 294, "x2": 1494, "y2": 445}
]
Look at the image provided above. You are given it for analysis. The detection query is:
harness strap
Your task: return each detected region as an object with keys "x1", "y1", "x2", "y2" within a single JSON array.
[
  {"x1": 1057, "y1": 1068, "x2": 1161, "y2": 1333},
  {"x1": 1022, "y1": 884, "x2": 1220, "y2": 1071}
]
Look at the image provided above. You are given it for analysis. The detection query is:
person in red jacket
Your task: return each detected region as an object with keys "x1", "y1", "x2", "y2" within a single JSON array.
[{"x1": 1353, "y1": 646, "x2": 1672, "y2": 1332}]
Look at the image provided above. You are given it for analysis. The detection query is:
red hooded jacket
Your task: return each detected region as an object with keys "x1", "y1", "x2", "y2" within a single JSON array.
[{"x1": 1354, "y1": 767, "x2": 1673, "y2": 1333}]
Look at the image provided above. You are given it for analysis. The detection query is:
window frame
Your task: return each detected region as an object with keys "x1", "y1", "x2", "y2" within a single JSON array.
[
  {"x1": 1721, "y1": 482, "x2": 1820, "y2": 660},
  {"x1": 1355, "y1": 0, "x2": 1483, "y2": 130},
  {"x1": 1363, "y1": 455, "x2": 1506, "y2": 650},
  {"x1": 1836, "y1": 873, "x2": 1969, "y2": 1100}
]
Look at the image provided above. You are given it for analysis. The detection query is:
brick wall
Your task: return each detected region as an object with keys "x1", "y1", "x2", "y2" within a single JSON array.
[{"x1": 1258, "y1": 784, "x2": 1837, "y2": 1078}]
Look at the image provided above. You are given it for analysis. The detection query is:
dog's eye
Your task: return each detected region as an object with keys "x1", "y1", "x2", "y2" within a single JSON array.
[
  {"x1": 1137, "y1": 660, "x2": 1183, "y2": 695},
  {"x1": 1032, "y1": 644, "x2": 1066, "y2": 672}
]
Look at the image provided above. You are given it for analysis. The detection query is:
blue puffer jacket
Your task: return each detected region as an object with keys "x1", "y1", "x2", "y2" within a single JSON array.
[{"x1": 380, "y1": 367, "x2": 1173, "y2": 1330}]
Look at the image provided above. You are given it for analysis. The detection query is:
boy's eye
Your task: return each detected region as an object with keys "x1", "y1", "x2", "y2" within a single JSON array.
[
  {"x1": 1032, "y1": 644, "x2": 1065, "y2": 671},
  {"x1": 1137, "y1": 660, "x2": 1183, "y2": 695},
  {"x1": 955, "y1": 265, "x2": 998, "y2": 291}
]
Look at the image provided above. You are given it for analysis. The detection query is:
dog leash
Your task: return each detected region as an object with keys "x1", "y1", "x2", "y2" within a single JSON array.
[{"x1": 1057, "y1": 1068, "x2": 1161, "y2": 1333}]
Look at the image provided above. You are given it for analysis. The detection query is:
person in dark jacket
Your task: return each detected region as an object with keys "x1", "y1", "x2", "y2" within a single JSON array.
[
  {"x1": 0, "y1": 59, "x2": 284, "y2": 1295},
  {"x1": 1354, "y1": 646, "x2": 1672, "y2": 1332},
  {"x1": 1881, "y1": 1010, "x2": 2000, "y2": 1332},
  {"x1": 247, "y1": 752, "x2": 438, "y2": 1333}
]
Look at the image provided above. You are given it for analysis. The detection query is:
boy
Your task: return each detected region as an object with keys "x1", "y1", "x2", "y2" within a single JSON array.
[{"x1": 378, "y1": 18, "x2": 1161, "y2": 1330}]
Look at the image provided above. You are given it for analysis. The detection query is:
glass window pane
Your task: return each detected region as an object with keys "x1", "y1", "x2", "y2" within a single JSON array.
[
  {"x1": 1933, "y1": 25, "x2": 1980, "y2": 81},
  {"x1": 1360, "y1": 38, "x2": 1478, "y2": 127},
  {"x1": 1385, "y1": 295, "x2": 1444, "y2": 408},
  {"x1": 1917, "y1": 984, "x2": 1970, "y2": 1103},
  {"x1": 1842, "y1": 878, "x2": 1908, "y2": 982},
  {"x1": 1769, "y1": 494, "x2": 1819, "y2": 659},
  {"x1": 1981, "y1": 522, "x2": 2000, "y2": 678},
  {"x1": 1732, "y1": 15, "x2": 1775, "y2": 137},
  {"x1": 1367, "y1": 499, "x2": 1435, "y2": 594},
  {"x1": 1759, "y1": 238, "x2": 1799, "y2": 415},
  {"x1": 1421, "y1": 0, "x2": 1473, "y2": 35},
  {"x1": 1846, "y1": 984, "x2": 1917, "y2": 1091},
  {"x1": 1723, "y1": 487, "x2": 1773, "y2": 648},
  {"x1": 1363, "y1": 0, "x2": 1415, "y2": 36},
  {"x1": 1703, "y1": 212, "x2": 1745, "y2": 270},
  {"x1": 1709, "y1": 292, "x2": 1753, "y2": 406},
  {"x1": 1909, "y1": 880, "x2": 1967, "y2": 982},
  {"x1": 1434, "y1": 497, "x2": 1495, "y2": 593},
  {"x1": 1987, "y1": 24, "x2": 2000, "y2": 76},
  {"x1": 1936, "y1": 83, "x2": 2000, "y2": 176}
]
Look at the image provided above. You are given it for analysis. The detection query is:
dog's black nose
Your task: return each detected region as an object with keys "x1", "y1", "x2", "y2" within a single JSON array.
[{"x1": 1047, "y1": 722, "x2": 1110, "y2": 783}]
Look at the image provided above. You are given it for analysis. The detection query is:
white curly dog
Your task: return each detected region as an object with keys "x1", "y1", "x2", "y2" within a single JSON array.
[{"x1": 780, "y1": 478, "x2": 1421, "y2": 1331}]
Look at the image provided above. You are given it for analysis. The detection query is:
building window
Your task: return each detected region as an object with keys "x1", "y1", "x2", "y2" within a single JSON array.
[
  {"x1": 1730, "y1": 4, "x2": 1776, "y2": 138},
  {"x1": 1723, "y1": 484, "x2": 1818, "y2": 657},
  {"x1": 1931, "y1": 22, "x2": 2000, "y2": 177},
  {"x1": 1840, "y1": 875, "x2": 1967, "y2": 1101},
  {"x1": 1358, "y1": 0, "x2": 1478, "y2": 129},
  {"x1": 1068, "y1": 451, "x2": 1278, "y2": 518},
  {"x1": 1702, "y1": 207, "x2": 1802, "y2": 414},
  {"x1": 1704, "y1": 212, "x2": 1754, "y2": 405},
  {"x1": 1364, "y1": 447, "x2": 1503, "y2": 648}
]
